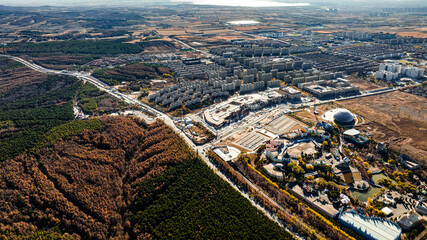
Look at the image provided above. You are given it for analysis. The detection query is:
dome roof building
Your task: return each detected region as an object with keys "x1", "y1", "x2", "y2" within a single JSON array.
[{"x1": 333, "y1": 109, "x2": 354, "y2": 124}]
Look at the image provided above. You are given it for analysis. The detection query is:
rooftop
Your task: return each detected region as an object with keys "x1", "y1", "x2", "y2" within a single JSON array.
[
  {"x1": 344, "y1": 129, "x2": 360, "y2": 137},
  {"x1": 339, "y1": 211, "x2": 401, "y2": 240},
  {"x1": 398, "y1": 212, "x2": 420, "y2": 230},
  {"x1": 213, "y1": 146, "x2": 241, "y2": 162}
]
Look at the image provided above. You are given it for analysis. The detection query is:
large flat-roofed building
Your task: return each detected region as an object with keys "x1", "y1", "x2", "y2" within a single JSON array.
[
  {"x1": 343, "y1": 129, "x2": 368, "y2": 145},
  {"x1": 212, "y1": 146, "x2": 241, "y2": 162},
  {"x1": 300, "y1": 78, "x2": 360, "y2": 98},
  {"x1": 338, "y1": 210, "x2": 402, "y2": 240},
  {"x1": 204, "y1": 91, "x2": 287, "y2": 128},
  {"x1": 276, "y1": 87, "x2": 302, "y2": 100},
  {"x1": 204, "y1": 102, "x2": 242, "y2": 128}
]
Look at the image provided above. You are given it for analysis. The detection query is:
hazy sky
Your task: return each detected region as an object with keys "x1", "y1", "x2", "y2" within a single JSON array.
[
  {"x1": 171, "y1": 0, "x2": 310, "y2": 7},
  {"x1": 0, "y1": 0, "x2": 425, "y2": 7}
]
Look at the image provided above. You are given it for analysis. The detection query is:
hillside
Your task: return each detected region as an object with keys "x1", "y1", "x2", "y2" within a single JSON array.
[
  {"x1": 0, "y1": 57, "x2": 81, "y2": 161},
  {"x1": 0, "y1": 116, "x2": 293, "y2": 239}
]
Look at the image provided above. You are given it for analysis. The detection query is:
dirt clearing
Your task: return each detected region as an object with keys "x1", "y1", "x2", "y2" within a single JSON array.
[{"x1": 340, "y1": 91, "x2": 427, "y2": 163}]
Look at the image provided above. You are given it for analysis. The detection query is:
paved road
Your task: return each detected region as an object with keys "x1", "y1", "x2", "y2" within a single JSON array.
[
  {"x1": 170, "y1": 38, "x2": 213, "y2": 58},
  {"x1": 234, "y1": 30, "x2": 293, "y2": 46},
  {"x1": 1, "y1": 54, "x2": 299, "y2": 237},
  {"x1": 4, "y1": 53, "x2": 406, "y2": 239}
]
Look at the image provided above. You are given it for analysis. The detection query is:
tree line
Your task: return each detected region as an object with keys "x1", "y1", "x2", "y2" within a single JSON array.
[
  {"x1": 0, "y1": 117, "x2": 294, "y2": 239},
  {"x1": 7, "y1": 39, "x2": 145, "y2": 55},
  {"x1": 0, "y1": 74, "x2": 82, "y2": 161}
]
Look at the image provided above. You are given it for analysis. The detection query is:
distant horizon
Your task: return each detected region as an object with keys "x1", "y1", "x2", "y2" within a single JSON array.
[
  {"x1": 171, "y1": 0, "x2": 310, "y2": 7},
  {"x1": 0, "y1": 0, "x2": 426, "y2": 8}
]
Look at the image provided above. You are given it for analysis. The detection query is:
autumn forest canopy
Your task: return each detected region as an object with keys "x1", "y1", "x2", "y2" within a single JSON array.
[
  {"x1": 0, "y1": 117, "x2": 293, "y2": 239},
  {"x1": 0, "y1": 58, "x2": 293, "y2": 239}
]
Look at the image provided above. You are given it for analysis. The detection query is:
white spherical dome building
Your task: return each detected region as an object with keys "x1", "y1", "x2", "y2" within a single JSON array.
[{"x1": 333, "y1": 109, "x2": 354, "y2": 124}]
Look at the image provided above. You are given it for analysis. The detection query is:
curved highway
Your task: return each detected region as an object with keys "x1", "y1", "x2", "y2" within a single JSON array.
[{"x1": 1, "y1": 54, "x2": 300, "y2": 238}]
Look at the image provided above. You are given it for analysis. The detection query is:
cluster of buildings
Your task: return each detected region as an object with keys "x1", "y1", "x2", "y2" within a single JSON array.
[
  {"x1": 142, "y1": 53, "x2": 179, "y2": 61},
  {"x1": 299, "y1": 52, "x2": 379, "y2": 74},
  {"x1": 209, "y1": 39, "x2": 319, "y2": 57},
  {"x1": 265, "y1": 127, "x2": 331, "y2": 164},
  {"x1": 263, "y1": 109, "x2": 365, "y2": 179},
  {"x1": 375, "y1": 63, "x2": 425, "y2": 80},
  {"x1": 147, "y1": 38, "x2": 375, "y2": 111},
  {"x1": 160, "y1": 58, "x2": 221, "y2": 80},
  {"x1": 339, "y1": 45, "x2": 405, "y2": 60},
  {"x1": 334, "y1": 31, "x2": 425, "y2": 45},
  {"x1": 203, "y1": 89, "x2": 301, "y2": 128},
  {"x1": 148, "y1": 80, "x2": 226, "y2": 110},
  {"x1": 207, "y1": 41, "x2": 340, "y2": 88},
  {"x1": 343, "y1": 129, "x2": 369, "y2": 145},
  {"x1": 210, "y1": 45, "x2": 291, "y2": 58},
  {"x1": 209, "y1": 48, "x2": 347, "y2": 88},
  {"x1": 281, "y1": 127, "x2": 331, "y2": 143},
  {"x1": 150, "y1": 45, "x2": 355, "y2": 111},
  {"x1": 299, "y1": 78, "x2": 360, "y2": 98},
  {"x1": 336, "y1": 32, "x2": 397, "y2": 41},
  {"x1": 398, "y1": 154, "x2": 420, "y2": 170}
]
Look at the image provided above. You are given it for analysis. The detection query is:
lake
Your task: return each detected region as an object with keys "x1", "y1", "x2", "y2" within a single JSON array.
[{"x1": 227, "y1": 20, "x2": 259, "y2": 25}]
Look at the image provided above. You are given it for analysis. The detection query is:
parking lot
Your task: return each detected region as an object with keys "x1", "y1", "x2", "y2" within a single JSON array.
[
  {"x1": 265, "y1": 115, "x2": 302, "y2": 135},
  {"x1": 235, "y1": 131, "x2": 270, "y2": 151}
]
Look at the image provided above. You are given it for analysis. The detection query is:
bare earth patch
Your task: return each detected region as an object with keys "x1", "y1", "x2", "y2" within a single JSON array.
[{"x1": 340, "y1": 91, "x2": 427, "y2": 164}]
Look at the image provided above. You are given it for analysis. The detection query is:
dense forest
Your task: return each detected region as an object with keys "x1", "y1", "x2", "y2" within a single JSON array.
[
  {"x1": 6, "y1": 39, "x2": 145, "y2": 55},
  {"x1": 29, "y1": 54, "x2": 101, "y2": 70},
  {"x1": 0, "y1": 57, "x2": 293, "y2": 239},
  {"x1": 0, "y1": 58, "x2": 82, "y2": 161},
  {"x1": 0, "y1": 117, "x2": 294, "y2": 239}
]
